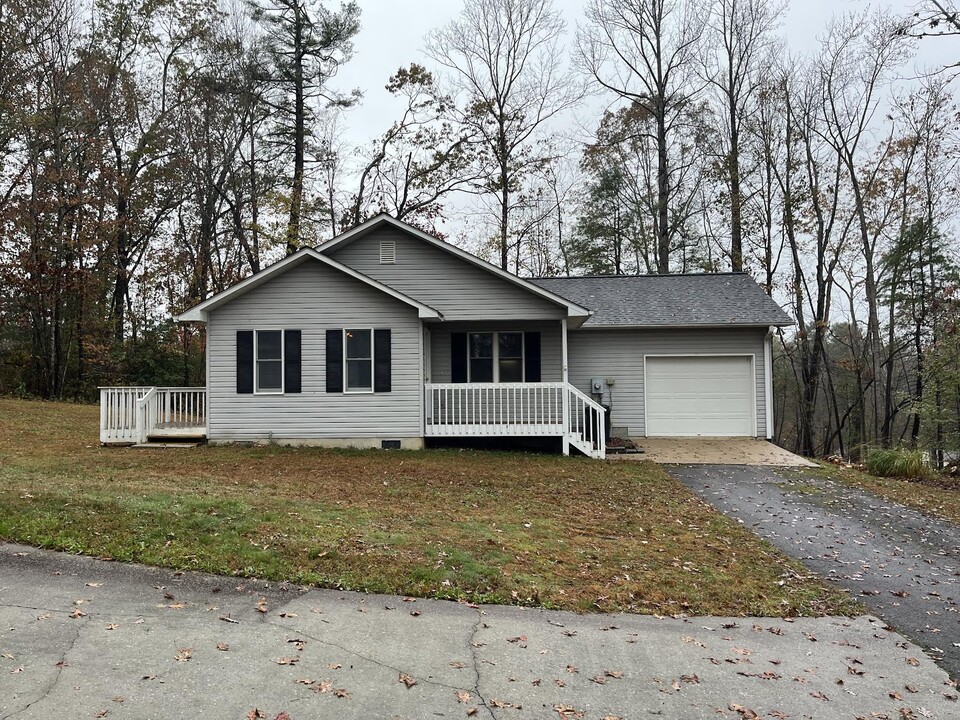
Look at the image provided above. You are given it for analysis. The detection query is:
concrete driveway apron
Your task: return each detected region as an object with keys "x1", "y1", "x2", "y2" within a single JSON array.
[{"x1": 669, "y1": 464, "x2": 960, "y2": 681}]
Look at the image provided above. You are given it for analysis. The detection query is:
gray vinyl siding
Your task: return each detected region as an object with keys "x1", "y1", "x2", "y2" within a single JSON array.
[
  {"x1": 206, "y1": 261, "x2": 421, "y2": 441},
  {"x1": 428, "y1": 321, "x2": 563, "y2": 383},
  {"x1": 567, "y1": 328, "x2": 768, "y2": 437},
  {"x1": 328, "y1": 227, "x2": 566, "y2": 321}
]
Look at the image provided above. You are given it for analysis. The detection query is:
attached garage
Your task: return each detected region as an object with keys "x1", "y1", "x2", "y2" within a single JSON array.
[
  {"x1": 644, "y1": 355, "x2": 756, "y2": 437},
  {"x1": 532, "y1": 273, "x2": 795, "y2": 440}
]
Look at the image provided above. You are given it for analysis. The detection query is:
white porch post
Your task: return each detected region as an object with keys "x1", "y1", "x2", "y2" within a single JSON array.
[{"x1": 561, "y1": 317, "x2": 570, "y2": 456}]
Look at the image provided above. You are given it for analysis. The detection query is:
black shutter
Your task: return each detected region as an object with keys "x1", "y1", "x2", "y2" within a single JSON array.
[
  {"x1": 374, "y1": 329, "x2": 391, "y2": 393},
  {"x1": 451, "y1": 332, "x2": 467, "y2": 383},
  {"x1": 325, "y1": 329, "x2": 343, "y2": 393},
  {"x1": 284, "y1": 330, "x2": 302, "y2": 394},
  {"x1": 524, "y1": 332, "x2": 541, "y2": 382},
  {"x1": 237, "y1": 331, "x2": 253, "y2": 394}
]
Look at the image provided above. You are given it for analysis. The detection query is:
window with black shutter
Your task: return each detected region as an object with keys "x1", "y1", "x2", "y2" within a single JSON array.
[{"x1": 237, "y1": 330, "x2": 302, "y2": 395}]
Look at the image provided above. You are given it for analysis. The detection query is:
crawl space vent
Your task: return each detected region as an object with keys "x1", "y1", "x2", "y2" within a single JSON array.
[{"x1": 379, "y1": 240, "x2": 396, "y2": 264}]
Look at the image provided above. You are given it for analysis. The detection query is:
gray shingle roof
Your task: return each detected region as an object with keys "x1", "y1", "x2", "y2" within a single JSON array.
[{"x1": 529, "y1": 273, "x2": 793, "y2": 328}]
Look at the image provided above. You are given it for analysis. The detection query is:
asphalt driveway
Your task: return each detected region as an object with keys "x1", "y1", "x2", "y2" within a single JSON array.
[
  {"x1": 1, "y1": 543, "x2": 957, "y2": 719},
  {"x1": 670, "y1": 464, "x2": 960, "y2": 682}
]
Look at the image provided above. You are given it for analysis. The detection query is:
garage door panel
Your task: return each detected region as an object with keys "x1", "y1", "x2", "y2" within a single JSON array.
[{"x1": 645, "y1": 356, "x2": 754, "y2": 436}]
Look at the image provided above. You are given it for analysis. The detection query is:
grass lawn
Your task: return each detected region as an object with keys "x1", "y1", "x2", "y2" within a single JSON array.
[
  {"x1": 813, "y1": 462, "x2": 960, "y2": 525},
  {"x1": 0, "y1": 398, "x2": 857, "y2": 617}
]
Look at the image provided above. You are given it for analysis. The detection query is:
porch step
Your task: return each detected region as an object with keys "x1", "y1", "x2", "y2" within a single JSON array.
[{"x1": 133, "y1": 442, "x2": 199, "y2": 449}]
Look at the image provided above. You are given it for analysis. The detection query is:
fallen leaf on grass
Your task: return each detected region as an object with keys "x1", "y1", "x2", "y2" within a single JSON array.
[{"x1": 399, "y1": 673, "x2": 417, "y2": 688}]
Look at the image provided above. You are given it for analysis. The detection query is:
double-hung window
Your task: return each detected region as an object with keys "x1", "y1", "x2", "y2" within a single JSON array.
[
  {"x1": 236, "y1": 329, "x2": 301, "y2": 395},
  {"x1": 255, "y1": 330, "x2": 284, "y2": 393},
  {"x1": 344, "y1": 329, "x2": 373, "y2": 392},
  {"x1": 326, "y1": 328, "x2": 392, "y2": 394},
  {"x1": 468, "y1": 331, "x2": 525, "y2": 382}
]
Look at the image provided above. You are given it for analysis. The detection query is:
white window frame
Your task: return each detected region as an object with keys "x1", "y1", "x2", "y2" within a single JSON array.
[
  {"x1": 254, "y1": 329, "x2": 284, "y2": 395},
  {"x1": 467, "y1": 331, "x2": 525, "y2": 383},
  {"x1": 343, "y1": 328, "x2": 375, "y2": 394}
]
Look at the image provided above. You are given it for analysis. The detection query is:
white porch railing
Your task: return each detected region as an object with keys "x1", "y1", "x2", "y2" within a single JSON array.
[
  {"x1": 99, "y1": 386, "x2": 206, "y2": 444},
  {"x1": 424, "y1": 382, "x2": 606, "y2": 459},
  {"x1": 565, "y1": 384, "x2": 606, "y2": 460}
]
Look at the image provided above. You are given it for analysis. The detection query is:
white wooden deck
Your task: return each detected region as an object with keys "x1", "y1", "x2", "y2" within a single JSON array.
[
  {"x1": 100, "y1": 382, "x2": 605, "y2": 458},
  {"x1": 99, "y1": 387, "x2": 207, "y2": 445}
]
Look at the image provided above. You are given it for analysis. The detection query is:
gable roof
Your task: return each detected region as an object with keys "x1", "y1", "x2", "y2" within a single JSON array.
[
  {"x1": 176, "y1": 248, "x2": 442, "y2": 322},
  {"x1": 530, "y1": 273, "x2": 794, "y2": 329},
  {"x1": 316, "y1": 214, "x2": 592, "y2": 323}
]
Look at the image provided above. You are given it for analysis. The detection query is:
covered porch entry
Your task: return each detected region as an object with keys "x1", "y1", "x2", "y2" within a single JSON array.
[{"x1": 422, "y1": 320, "x2": 606, "y2": 458}]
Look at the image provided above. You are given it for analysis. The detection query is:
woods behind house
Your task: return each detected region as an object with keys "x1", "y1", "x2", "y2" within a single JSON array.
[{"x1": 0, "y1": 0, "x2": 958, "y2": 463}]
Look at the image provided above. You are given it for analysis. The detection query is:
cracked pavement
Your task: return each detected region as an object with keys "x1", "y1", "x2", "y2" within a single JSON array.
[
  {"x1": 1, "y1": 543, "x2": 958, "y2": 719},
  {"x1": 670, "y1": 464, "x2": 960, "y2": 684}
]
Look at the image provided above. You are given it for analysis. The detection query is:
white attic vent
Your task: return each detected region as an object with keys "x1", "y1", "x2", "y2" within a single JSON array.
[{"x1": 379, "y1": 240, "x2": 396, "y2": 264}]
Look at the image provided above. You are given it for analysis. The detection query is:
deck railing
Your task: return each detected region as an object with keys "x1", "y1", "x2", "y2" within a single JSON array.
[
  {"x1": 424, "y1": 382, "x2": 606, "y2": 458},
  {"x1": 425, "y1": 382, "x2": 565, "y2": 436},
  {"x1": 100, "y1": 386, "x2": 206, "y2": 444}
]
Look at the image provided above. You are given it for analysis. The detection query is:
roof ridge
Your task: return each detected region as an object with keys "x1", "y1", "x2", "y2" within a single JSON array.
[{"x1": 530, "y1": 272, "x2": 749, "y2": 280}]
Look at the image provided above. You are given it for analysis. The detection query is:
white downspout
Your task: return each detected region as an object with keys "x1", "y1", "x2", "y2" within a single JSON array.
[
  {"x1": 561, "y1": 317, "x2": 570, "y2": 456},
  {"x1": 765, "y1": 326, "x2": 775, "y2": 440}
]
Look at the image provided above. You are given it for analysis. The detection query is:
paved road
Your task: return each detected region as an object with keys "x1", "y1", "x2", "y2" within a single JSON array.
[
  {"x1": 670, "y1": 464, "x2": 960, "y2": 682},
  {"x1": 1, "y1": 544, "x2": 956, "y2": 719}
]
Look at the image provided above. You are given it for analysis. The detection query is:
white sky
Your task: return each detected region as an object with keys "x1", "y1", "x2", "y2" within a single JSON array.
[{"x1": 333, "y1": 0, "x2": 957, "y2": 150}]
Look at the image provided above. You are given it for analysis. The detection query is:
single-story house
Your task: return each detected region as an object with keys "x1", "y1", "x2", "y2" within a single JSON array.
[{"x1": 98, "y1": 214, "x2": 793, "y2": 459}]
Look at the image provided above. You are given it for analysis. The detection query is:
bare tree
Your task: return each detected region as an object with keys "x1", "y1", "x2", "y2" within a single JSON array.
[
  {"x1": 578, "y1": 0, "x2": 706, "y2": 273},
  {"x1": 816, "y1": 10, "x2": 912, "y2": 447},
  {"x1": 426, "y1": 0, "x2": 582, "y2": 271},
  {"x1": 701, "y1": 0, "x2": 784, "y2": 271}
]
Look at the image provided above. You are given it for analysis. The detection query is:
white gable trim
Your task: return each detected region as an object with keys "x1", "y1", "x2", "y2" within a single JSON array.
[
  {"x1": 176, "y1": 248, "x2": 443, "y2": 322},
  {"x1": 316, "y1": 214, "x2": 592, "y2": 324}
]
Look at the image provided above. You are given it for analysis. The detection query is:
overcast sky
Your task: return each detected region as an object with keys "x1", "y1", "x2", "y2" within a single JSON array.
[{"x1": 333, "y1": 0, "x2": 956, "y2": 150}]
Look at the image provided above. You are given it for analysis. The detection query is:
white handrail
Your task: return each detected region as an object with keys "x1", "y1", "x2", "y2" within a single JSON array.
[
  {"x1": 423, "y1": 381, "x2": 606, "y2": 459},
  {"x1": 100, "y1": 386, "x2": 206, "y2": 444},
  {"x1": 565, "y1": 384, "x2": 607, "y2": 460},
  {"x1": 136, "y1": 387, "x2": 158, "y2": 444}
]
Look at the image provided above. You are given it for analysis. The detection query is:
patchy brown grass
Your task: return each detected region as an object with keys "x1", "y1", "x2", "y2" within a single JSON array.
[
  {"x1": 0, "y1": 398, "x2": 858, "y2": 616},
  {"x1": 815, "y1": 461, "x2": 960, "y2": 525}
]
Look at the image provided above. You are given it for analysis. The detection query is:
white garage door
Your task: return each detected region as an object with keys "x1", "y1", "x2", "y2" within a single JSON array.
[{"x1": 645, "y1": 356, "x2": 755, "y2": 437}]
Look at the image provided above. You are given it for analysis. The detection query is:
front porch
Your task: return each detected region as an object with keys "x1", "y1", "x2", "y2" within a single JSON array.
[
  {"x1": 99, "y1": 381, "x2": 605, "y2": 457},
  {"x1": 424, "y1": 381, "x2": 605, "y2": 458}
]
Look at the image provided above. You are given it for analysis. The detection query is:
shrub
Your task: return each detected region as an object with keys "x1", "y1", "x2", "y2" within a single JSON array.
[{"x1": 865, "y1": 448, "x2": 932, "y2": 480}]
